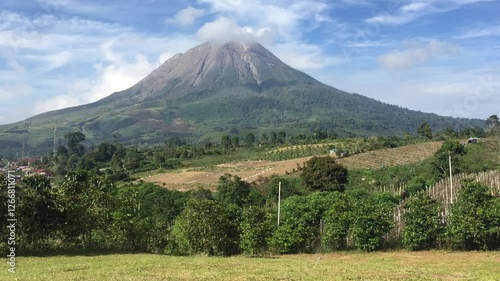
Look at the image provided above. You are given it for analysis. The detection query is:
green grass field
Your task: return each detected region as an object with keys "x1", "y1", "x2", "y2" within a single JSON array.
[{"x1": 3, "y1": 252, "x2": 499, "y2": 281}]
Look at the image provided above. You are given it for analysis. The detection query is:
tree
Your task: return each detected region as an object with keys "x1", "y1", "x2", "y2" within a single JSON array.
[
  {"x1": 432, "y1": 140, "x2": 466, "y2": 178},
  {"x1": 64, "y1": 132, "x2": 86, "y2": 156},
  {"x1": 301, "y1": 156, "x2": 348, "y2": 192},
  {"x1": 270, "y1": 131, "x2": 278, "y2": 144},
  {"x1": 261, "y1": 133, "x2": 269, "y2": 145},
  {"x1": 350, "y1": 196, "x2": 394, "y2": 252},
  {"x1": 277, "y1": 131, "x2": 286, "y2": 144},
  {"x1": 417, "y1": 121, "x2": 433, "y2": 139},
  {"x1": 172, "y1": 199, "x2": 240, "y2": 256},
  {"x1": 270, "y1": 192, "x2": 341, "y2": 254},
  {"x1": 240, "y1": 206, "x2": 275, "y2": 256},
  {"x1": 221, "y1": 135, "x2": 231, "y2": 149},
  {"x1": 231, "y1": 136, "x2": 240, "y2": 147},
  {"x1": 447, "y1": 180, "x2": 499, "y2": 250},
  {"x1": 18, "y1": 175, "x2": 62, "y2": 248},
  {"x1": 58, "y1": 170, "x2": 114, "y2": 248},
  {"x1": 322, "y1": 193, "x2": 352, "y2": 251},
  {"x1": 123, "y1": 149, "x2": 143, "y2": 171},
  {"x1": 215, "y1": 174, "x2": 251, "y2": 207},
  {"x1": 403, "y1": 192, "x2": 443, "y2": 250},
  {"x1": 245, "y1": 133, "x2": 256, "y2": 146},
  {"x1": 486, "y1": 115, "x2": 499, "y2": 130}
]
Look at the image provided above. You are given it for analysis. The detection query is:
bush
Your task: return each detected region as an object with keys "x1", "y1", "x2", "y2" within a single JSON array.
[
  {"x1": 447, "y1": 180, "x2": 498, "y2": 250},
  {"x1": 403, "y1": 192, "x2": 443, "y2": 250},
  {"x1": 172, "y1": 199, "x2": 240, "y2": 256},
  {"x1": 350, "y1": 197, "x2": 394, "y2": 252},
  {"x1": 301, "y1": 156, "x2": 348, "y2": 192},
  {"x1": 322, "y1": 193, "x2": 352, "y2": 251},
  {"x1": 240, "y1": 206, "x2": 276, "y2": 256}
]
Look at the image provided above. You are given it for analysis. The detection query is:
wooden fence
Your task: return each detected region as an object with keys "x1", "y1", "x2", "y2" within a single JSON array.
[{"x1": 388, "y1": 170, "x2": 500, "y2": 242}]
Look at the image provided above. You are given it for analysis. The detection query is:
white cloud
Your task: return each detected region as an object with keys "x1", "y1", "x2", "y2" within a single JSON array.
[
  {"x1": 88, "y1": 42, "x2": 159, "y2": 101},
  {"x1": 167, "y1": 6, "x2": 205, "y2": 27},
  {"x1": 196, "y1": 17, "x2": 274, "y2": 44},
  {"x1": 366, "y1": 0, "x2": 494, "y2": 26},
  {"x1": 378, "y1": 40, "x2": 461, "y2": 71},
  {"x1": 458, "y1": 25, "x2": 500, "y2": 39},
  {"x1": 269, "y1": 42, "x2": 343, "y2": 70},
  {"x1": 0, "y1": 83, "x2": 32, "y2": 101},
  {"x1": 198, "y1": 0, "x2": 331, "y2": 40}
]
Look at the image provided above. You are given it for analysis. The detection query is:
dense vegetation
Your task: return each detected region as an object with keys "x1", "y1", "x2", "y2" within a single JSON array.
[
  {"x1": 0, "y1": 84, "x2": 486, "y2": 157},
  {"x1": 1, "y1": 119, "x2": 499, "y2": 257}
]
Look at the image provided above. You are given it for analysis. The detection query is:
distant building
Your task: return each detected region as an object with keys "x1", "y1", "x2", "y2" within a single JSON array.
[{"x1": 468, "y1": 137, "x2": 479, "y2": 144}]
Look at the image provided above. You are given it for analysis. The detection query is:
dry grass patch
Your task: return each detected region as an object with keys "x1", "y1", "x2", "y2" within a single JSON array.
[{"x1": 145, "y1": 142, "x2": 443, "y2": 190}]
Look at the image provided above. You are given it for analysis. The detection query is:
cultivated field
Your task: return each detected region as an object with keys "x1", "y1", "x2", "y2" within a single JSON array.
[
  {"x1": 145, "y1": 141, "x2": 443, "y2": 190},
  {"x1": 3, "y1": 252, "x2": 499, "y2": 281}
]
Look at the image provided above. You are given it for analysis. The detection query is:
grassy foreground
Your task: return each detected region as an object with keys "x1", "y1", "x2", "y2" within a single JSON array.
[{"x1": 2, "y1": 252, "x2": 500, "y2": 281}]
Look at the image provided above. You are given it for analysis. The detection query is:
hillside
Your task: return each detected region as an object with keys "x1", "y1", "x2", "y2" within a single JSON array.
[
  {"x1": 0, "y1": 41, "x2": 484, "y2": 156},
  {"x1": 144, "y1": 141, "x2": 444, "y2": 190}
]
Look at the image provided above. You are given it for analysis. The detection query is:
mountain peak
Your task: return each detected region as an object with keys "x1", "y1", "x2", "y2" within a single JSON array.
[{"x1": 110, "y1": 41, "x2": 316, "y2": 102}]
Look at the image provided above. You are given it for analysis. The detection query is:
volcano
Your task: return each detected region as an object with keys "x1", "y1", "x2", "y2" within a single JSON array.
[{"x1": 0, "y1": 41, "x2": 483, "y2": 155}]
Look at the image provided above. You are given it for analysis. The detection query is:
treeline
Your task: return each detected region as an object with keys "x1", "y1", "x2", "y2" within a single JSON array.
[
  {"x1": 1, "y1": 155, "x2": 499, "y2": 256},
  {"x1": 47, "y1": 120, "x2": 486, "y2": 179}
]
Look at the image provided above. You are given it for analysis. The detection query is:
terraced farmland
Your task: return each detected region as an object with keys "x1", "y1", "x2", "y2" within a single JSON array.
[{"x1": 145, "y1": 141, "x2": 443, "y2": 190}]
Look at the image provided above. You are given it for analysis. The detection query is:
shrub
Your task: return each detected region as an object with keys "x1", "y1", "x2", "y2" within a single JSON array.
[
  {"x1": 403, "y1": 192, "x2": 443, "y2": 250},
  {"x1": 301, "y1": 156, "x2": 348, "y2": 192},
  {"x1": 172, "y1": 199, "x2": 240, "y2": 256}
]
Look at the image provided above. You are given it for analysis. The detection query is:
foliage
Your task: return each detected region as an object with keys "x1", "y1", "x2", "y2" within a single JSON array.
[
  {"x1": 172, "y1": 199, "x2": 240, "y2": 256},
  {"x1": 215, "y1": 174, "x2": 252, "y2": 207},
  {"x1": 447, "y1": 180, "x2": 499, "y2": 250},
  {"x1": 57, "y1": 170, "x2": 114, "y2": 248},
  {"x1": 301, "y1": 156, "x2": 348, "y2": 192},
  {"x1": 64, "y1": 132, "x2": 86, "y2": 156},
  {"x1": 430, "y1": 140, "x2": 465, "y2": 179},
  {"x1": 417, "y1": 121, "x2": 433, "y2": 139},
  {"x1": 403, "y1": 192, "x2": 443, "y2": 250},
  {"x1": 18, "y1": 175, "x2": 62, "y2": 248},
  {"x1": 322, "y1": 193, "x2": 353, "y2": 250},
  {"x1": 349, "y1": 196, "x2": 394, "y2": 252},
  {"x1": 239, "y1": 206, "x2": 276, "y2": 256},
  {"x1": 270, "y1": 192, "x2": 342, "y2": 254}
]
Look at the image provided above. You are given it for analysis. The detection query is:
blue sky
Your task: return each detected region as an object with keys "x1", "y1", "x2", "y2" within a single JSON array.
[{"x1": 0, "y1": 0, "x2": 499, "y2": 125}]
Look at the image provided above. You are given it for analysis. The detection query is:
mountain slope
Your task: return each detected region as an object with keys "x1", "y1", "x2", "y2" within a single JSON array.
[{"x1": 0, "y1": 41, "x2": 484, "y2": 156}]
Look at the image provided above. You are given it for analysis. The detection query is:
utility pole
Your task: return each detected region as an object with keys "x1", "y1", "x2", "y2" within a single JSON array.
[
  {"x1": 53, "y1": 121, "x2": 58, "y2": 154},
  {"x1": 21, "y1": 132, "x2": 25, "y2": 160},
  {"x1": 277, "y1": 181, "x2": 281, "y2": 226},
  {"x1": 449, "y1": 150, "x2": 453, "y2": 204}
]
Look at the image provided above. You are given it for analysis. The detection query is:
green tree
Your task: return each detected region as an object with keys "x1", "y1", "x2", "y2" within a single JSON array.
[
  {"x1": 261, "y1": 133, "x2": 269, "y2": 145},
  {"x1": 270, "y1": 192, "x2": 341, "y2": 254},
  {"x1": 432, "y1": 140, "x2": 466, "y2": 178},
  {"x1": 58, "y1": 170, "x2": 114, "y2": 248},
  {"x1": 301, "y1": 156, "x2": 348, "y2": 192},
  {"x1": 221, "y1": 135, "x2": 231, "y2": 149},
  {"x1": 64, "y1": 132, "x2": 86, "y2": 156},
  {"x1": 123, "y1": 149, "x2": 143, "y2": 171},
  {"x1": 486, "y1": 115, "x2": 499, "y2": 131},
  {"x1": 215, "y1": 174, "x2": 251, "y2": 207},
  {"x1": 447, "y1": 180, "x2": 499, "y2": 250},
  {"x1": 417, "y1": 121, "x2": 433, "y2": 139},
  {"x1": 277, "y1": 131, "x2": 286, "y2": 144},
  {"x1": 18, "y1": 175, "x2": 62, "y2": 249},
  {"x1": 231, "y1": 136, "x2": 240, "y2": 147},
  {"x1": 322, "y1": 193, "x2": 352, "y2": 251},
  {"x1": 245, "y1": 133, "x2": 256, "y2": 146},
  {"x1": 172, "y1": 199, "x2": 240, "y2": 256},
  {"x1": 240, "y1": 206, "x2": 276, "y2": 256},
  {"x1": 350, "y1": 196, "x2": 394, "y2": 252},
  {"x1": 403, "y1": 192, "x2": 443, "y2": 250}
]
